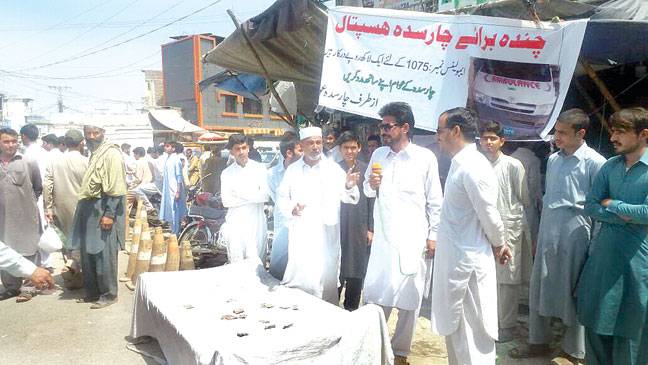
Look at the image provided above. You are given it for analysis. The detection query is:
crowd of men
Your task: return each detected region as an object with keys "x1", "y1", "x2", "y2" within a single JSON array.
[
  {"x1": 0, "y1": 101, "x2": 646, "y2": 365},
  {"x1": 0, "y1": 124, "x2": 209, "y2": 308}
]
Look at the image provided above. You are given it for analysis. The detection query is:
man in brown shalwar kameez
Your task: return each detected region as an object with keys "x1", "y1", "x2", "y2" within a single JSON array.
[{"x1": 0, "y1": 128, "x2": 42, "y2": 302}]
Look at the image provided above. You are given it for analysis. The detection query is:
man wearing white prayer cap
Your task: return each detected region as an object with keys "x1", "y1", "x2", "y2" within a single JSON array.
[{"x1": 276, "y1": 125, "x2": 361, "y2": 304}]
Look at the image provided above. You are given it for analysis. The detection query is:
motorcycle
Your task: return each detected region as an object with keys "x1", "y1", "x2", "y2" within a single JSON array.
[{"x1": 178, "y1": 191, "x2": 229, "y2": 269}]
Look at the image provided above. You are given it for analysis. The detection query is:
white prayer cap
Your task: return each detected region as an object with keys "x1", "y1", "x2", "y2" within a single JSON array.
[{"x1": 299, "y1": 126, "x2": 322, "y2": 140}]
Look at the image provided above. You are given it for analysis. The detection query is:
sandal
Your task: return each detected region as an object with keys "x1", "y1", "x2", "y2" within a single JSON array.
[
  {"x1": 509, "y1": 343, "x2": 552, "y2": 359},
  {"x1": 551, "y1": 352, "x2": 585, "y2": 365},
  {"x1": 16, "y1": 292, "x2": 33, "y2": 303}
]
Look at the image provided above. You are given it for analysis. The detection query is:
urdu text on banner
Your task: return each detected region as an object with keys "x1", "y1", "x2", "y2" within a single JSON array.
[{"x1": 318, "y1": 7, "x2": 588, "y2": 140}]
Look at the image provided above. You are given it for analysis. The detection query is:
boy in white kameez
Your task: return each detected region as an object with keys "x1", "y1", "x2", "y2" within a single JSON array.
[
  {"x1": 221, "y1": 134, "x2": 269, "y2": 263},
  {"x1": 479, "y1": 121, "x2": 532, "y2": 342}
]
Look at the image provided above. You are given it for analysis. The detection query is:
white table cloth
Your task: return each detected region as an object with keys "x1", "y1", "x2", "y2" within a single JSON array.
[{"x1": 130, "y1": 259, "x2": 393, "y2": 365}]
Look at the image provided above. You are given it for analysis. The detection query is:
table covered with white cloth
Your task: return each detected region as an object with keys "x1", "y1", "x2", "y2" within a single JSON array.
[{"x1": 130, "y1": 259, "x2": 393, "y2": 365}]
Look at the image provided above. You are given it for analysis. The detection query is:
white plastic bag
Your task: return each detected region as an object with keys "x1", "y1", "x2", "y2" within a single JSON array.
[{"x1": 38, "y1": 225, "x2": 63, "y2": 253}]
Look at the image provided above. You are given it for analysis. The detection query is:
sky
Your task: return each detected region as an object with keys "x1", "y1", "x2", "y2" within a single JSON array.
[{"x1": 0, "y1": 0, "x2": 331, "y2": 116}]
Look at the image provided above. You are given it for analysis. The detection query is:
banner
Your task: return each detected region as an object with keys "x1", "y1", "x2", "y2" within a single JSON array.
[{"x1": 318, "y1": 7, "x2": 587, "y2": 140}]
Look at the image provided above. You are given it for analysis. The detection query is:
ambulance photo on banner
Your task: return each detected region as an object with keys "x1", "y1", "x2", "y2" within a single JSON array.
[{"x1": 318, "y1": 7, "x2": 588, "y2": 140}]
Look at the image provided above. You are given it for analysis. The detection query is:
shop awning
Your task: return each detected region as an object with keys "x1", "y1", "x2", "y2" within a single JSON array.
[
  {"x1": 203, "y1": 0, "x2": 327, "y2": 84},
  {"x1": 206, "y1": 126, "x2": 285, "y2": 136},
  {"x1": 148, "y1": 109, "x2": 205, "y2": 134}
]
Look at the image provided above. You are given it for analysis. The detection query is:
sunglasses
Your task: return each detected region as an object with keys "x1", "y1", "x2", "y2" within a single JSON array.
[{"x1": 379, "y1": 123, "x2": 401, "y2": 132}]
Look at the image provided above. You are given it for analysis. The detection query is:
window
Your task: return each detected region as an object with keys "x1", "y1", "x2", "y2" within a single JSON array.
[
  {"x1": 242, "y1": 98, "x2": 262, "y2": 115},
  {"x1": 224, "y1": 95, "x2": 237, "y2": 113}
]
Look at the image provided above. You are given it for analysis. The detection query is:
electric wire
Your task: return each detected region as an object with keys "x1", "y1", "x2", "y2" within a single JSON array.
[{"x1": 14, "y1": 0, "x2": 223, "y2": 72}]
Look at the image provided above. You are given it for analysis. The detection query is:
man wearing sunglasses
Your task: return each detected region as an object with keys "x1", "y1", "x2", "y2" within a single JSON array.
[{"x1": 362, "y1": 102, "x2": 443, "y2": 365}]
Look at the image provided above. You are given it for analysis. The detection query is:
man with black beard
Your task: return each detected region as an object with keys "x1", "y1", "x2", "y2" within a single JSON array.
[{"x1": 69, "y1": 125, "x2": 126, "y2": 309}]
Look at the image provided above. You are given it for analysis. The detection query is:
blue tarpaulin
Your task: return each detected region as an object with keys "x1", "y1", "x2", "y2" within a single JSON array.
[{"x1": 199, "y1": 70, "x2": 267, "y2": 100}]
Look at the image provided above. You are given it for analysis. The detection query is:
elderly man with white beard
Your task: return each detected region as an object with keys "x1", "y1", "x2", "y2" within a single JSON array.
[{"x1": 277, "y1": 126, "x2": 360, "y2": 304}]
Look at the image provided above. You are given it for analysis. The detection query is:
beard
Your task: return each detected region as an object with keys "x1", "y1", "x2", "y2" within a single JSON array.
[
  {"x1": 305, "y1": 152, "x2": 322, "y2": 162},
  {"x1": 86, "y1": 139, "x2": 102, "y2": 151}
]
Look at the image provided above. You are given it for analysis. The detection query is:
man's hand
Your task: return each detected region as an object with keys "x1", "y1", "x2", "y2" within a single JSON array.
[
  {"x1": 31, "y1": 267, "x2": 55, "y2": 290},
  {"x1": 601, "y1": 198, "x2": 631, "y2": 221},
  {"x1": 345, "y1": 167, "x2": 360, "y2": 189},
  {"x1": 369, "y1": 172, "x2": 382, "y2": 191},
  {"x1": 425, "y1": 239, "x2": 436, "y2": 259},
  {"x1": 175, "y1": 191, "x2": 181, "y2": 201},
  {"x1": 367, "y1": 231, "x2": 374, "y2": 246},
  {"x1": 45, "y1": 212, "x2": 55, "y2": 224},
  {"x1": 292, "y1": 203, "x2": 305, "y2": 217},
  {"x1": 100, "y1": 216, "x2": 114, "y2": 231},
  {"x1": 493, "y1": 244, "x2": 512, "y2": 265}
]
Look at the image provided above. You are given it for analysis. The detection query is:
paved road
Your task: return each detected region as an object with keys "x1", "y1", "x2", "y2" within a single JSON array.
[{"x1": 0, "y1": 252, "x2": 552, "y2": 365}]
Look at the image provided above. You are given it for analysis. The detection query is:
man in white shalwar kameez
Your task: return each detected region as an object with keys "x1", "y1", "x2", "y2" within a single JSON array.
[
  {"x1": 277, "y1": 127, "x2": 360, "y2": 305},
  {"x1": 267, "y1": 136, "x2": 302, "y2": 280},
  {"x1": 480, "y1": 121, "x2": 532, "y2": 342},
  {"x1": 363, "y1": 103, "x2": 443, "y2": 365},
  {"x1": 221, "y1": 134, "x2": 269, "y2": 263},
  {"x1": 431, "y1": 108, "x2": 511, "y2": 365},
  {"x1": 510, "y1": 109, "x2": 605, "y2": 364}
]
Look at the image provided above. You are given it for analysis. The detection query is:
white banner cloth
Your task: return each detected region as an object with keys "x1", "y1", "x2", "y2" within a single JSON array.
[
  {"x1": 319, "y1": 7, "x2": 587, "y2": 140},
  {"x1": 130, "y1": 259, "x2": 393, "y2": 365}
]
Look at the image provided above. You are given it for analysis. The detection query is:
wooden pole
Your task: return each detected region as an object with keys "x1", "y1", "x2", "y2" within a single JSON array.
[
  {"x1": 226, "y1": 9, "x2": 296, "y2": 128},
  {"x1": 580, "y1": 59, "x2": 622, "y2": 113},
  {"x1": 573, "y1": 78, "x2": 611, "y2": 134}
]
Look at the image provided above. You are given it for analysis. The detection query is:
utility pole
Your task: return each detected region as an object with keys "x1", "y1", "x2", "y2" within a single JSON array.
[{"x1": 48, "y1": 85, "x2": 71, "y2": 113}]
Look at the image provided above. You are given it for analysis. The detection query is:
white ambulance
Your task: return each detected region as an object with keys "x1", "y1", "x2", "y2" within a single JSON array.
[{"x1": 472, "y1": 61, "x2": 558, "y2": 137}]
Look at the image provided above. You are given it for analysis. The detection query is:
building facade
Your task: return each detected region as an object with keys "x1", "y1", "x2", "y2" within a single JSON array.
[
  {"x1": 142, "y1": 70, "x2": 164, "y2": 108},
  {"x1": 335, "y1": 0, "x2": 437, "y2": 11},
  {"x1": 0, "y1": 94, "x2": 34, "y2": 130},
  {"x1": 161, "y1": 34, "x2": 286, "y2": 136}
]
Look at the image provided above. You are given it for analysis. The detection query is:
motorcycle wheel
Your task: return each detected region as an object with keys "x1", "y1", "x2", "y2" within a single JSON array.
[{"x1": 178, "y1": 222, "x2": 212, "y2": 251}]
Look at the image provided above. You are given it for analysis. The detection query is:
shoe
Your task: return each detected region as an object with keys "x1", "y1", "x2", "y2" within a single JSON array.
[
  {"x1": 394, "y1": 356, "x2": 409, "y2": 365},
  {"x1": 0, "y1": 289, "x2": 20, "y2": 301},
  {"x1": 497, "y1": 327, "x2": 515, "y2": 343},
  {"x1": 90, "y1": 300, "x2": 116, "y2": 309}
]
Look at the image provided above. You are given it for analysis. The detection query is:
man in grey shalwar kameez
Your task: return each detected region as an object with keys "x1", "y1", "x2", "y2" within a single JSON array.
[
  {"x1": 510, "y1": 109, "x2": 606, "y2": 363},
  {"x1": 69, "y1": 125, "x2": 126, "y2": 309},
  {"x1": 0, "y1": 128, "x2": 42, "y2": 302},
  {"x1": 337, "y1": 131, "x2": 374, "y2": 311}
]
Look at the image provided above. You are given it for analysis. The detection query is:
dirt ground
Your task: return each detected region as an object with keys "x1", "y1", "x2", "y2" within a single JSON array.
[{"x1": 1, "y1": 252, "x2": 556, "y2": 364}]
